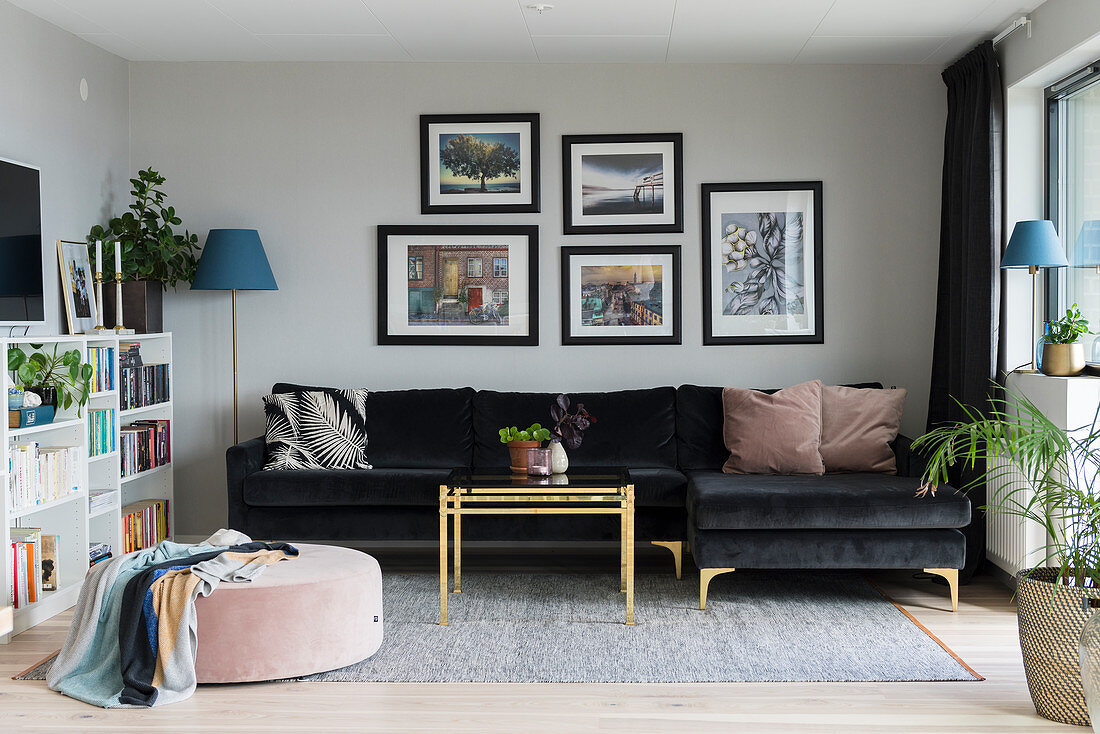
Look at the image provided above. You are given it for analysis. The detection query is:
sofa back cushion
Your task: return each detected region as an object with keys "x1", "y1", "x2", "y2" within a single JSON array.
[
  {"x1": 472, "y1": 387, "x2": 677, "y2": 468},
  {"x1": 819, "y1": 385, "x2": 907, "y2": 473},
  {"x1": 271, "y1": 384, "x2": 474, "y2": 469},
  {"x1": 676, "y1": 382, "x2": 883, "y2": 471},
  {"x1": 722, "y1": 381, "x2": 825, "y2": 475}
]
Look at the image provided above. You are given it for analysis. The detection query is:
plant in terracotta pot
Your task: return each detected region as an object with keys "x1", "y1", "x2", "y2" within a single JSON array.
[
  {"x1": 548, "y1": 394, "x2": 597, "y2": 474},
  {"x1": 7, "y1": 344, "x2": 93, "y2": 416},
  {"x1": 498, "y1": 423, "x2": 551, "y2": 474},
  {"x1": 87, "y1": 167, "x2": 201, "y2": 332},
  {"x1": 1041, "y1": 303, "x2": 1091, "y2": 376},
  {"x1": 914, "y1": 389, "x2": 1100, "y2": 726}
]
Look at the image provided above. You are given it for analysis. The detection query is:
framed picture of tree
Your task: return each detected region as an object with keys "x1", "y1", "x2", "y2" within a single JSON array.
[
  {"x1": 701, "y1": 181, "x2": 823, "y2": 345},
  {"x1": 561, "y1": 133, "x2": 683, "y2": 234},
  {"x1": 560, "y1": 245, "x2": 681, "y2": 345},
  {"x1": 377, "y1": 224, "x2": 539, "y2": 346},
  {"x1": 420, "y1": 113, "x2": 540, "y2": 214}
]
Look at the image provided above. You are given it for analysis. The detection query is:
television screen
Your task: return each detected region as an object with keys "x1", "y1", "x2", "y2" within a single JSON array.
[{"x1": 0, "y1": 158, "x2": 45, "y2": 324}]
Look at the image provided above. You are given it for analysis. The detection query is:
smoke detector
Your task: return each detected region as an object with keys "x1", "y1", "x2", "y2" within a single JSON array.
[{"x1": 526, "y1": 4, "x2": 554, "y2": 14}]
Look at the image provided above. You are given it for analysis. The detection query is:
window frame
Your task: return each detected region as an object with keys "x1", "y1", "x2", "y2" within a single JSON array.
[
  {"x1": 467, "y1": 256, "x2": 483, "y2": 278},
  {"x1": 493, "y1": 257, "x2": 508, "y2": 277},
  {"x1": 408, "y1": 255, "x2": 424, "y2": 281}
]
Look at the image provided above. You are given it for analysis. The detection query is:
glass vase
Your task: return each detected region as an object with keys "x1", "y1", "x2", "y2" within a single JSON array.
[
  {"x1": 1080, "y1": 597, "x2": 1100, "y2": 732},
  {"x1": 1037, "y1": 320, "x2": 1053, "y2": 371}
]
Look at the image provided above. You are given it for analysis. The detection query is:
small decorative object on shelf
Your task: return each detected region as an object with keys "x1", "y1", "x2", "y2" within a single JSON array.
[
  {"x1": 7, "y1": 385, "x2": 23, "y2": 410},
  {"x1": 526, "y1": 447, "x2": 551, "y2": 476},
  {"x1": 498, "y1": 423, "x2": 550, "y2": 474},
  {"x1": 549, "y1": 394, "x2": 596, "y2": 474},
  {"x1": 85, "y1": 239, "x2": 110, "y2": 334},
  {"x1": 56, "y1": 239, "x2": 100, "y2": 335},
  {"x1": 1041, "y1": 303, "x2": 1091, "y2": 376},
  {"x1": 7, "y1": 343, "x2": 93, "y2": 415}
]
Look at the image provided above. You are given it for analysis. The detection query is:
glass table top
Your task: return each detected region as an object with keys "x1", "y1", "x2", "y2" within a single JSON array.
[{"x1": 446, "y1": 466, "x2": 630, "y2": 489}]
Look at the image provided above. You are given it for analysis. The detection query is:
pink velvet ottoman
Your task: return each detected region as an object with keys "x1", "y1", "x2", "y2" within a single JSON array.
[{"x1": 193, "y1": 543, "x2": 383, "y2": 683}]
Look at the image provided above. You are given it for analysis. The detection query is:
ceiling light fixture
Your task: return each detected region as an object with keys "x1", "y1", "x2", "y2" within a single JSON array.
[{"x1": 526, "y1": 3, "x2": 554, "y2": 14}]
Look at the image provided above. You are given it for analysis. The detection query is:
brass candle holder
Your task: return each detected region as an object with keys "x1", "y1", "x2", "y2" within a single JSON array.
[{"x1": 113, "y1": 271, "x2": 135, "y2": 335}]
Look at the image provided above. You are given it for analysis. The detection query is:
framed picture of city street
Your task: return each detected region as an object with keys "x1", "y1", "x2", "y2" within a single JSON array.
[
  {"x1": 561, "y1": 133, "x2": 683, "y2": 235},
  {"x1": 701, "y1": 181, "x2": 823, "y2": 345},
  {"x1": 378, "y1": 225, "x2": 539, "y2": 346},
  {"x1": 560, "y1": 245, "x2": 681, "y2": 345},
  {"x1": 420, "y1": 113, "x2": 540, "y2": 214}
]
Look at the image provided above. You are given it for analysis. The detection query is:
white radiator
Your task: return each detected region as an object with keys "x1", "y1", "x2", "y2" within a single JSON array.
[{"x1": 985, "y1": 455, "x2": 1047, "y2": 576}]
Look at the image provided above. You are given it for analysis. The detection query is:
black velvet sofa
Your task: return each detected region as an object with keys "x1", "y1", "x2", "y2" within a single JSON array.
[{"x1": 227, "y1": 383, "x2": 970, "y2": 610}]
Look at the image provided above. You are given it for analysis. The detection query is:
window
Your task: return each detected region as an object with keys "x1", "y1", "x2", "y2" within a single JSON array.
[
  {"x1": 1048, "y1": 63, "x2": 1100, "y2": 334},
  {"x1": 492, "y1": 290, "x2": 508, "y2": 305},
  {"x1": 467, "y1": 257, "x2": 483, "y2": 278},
  {"x1": 408, "y1": 256, "x2": 423, "y2": 280},
  {"x1": 493, "y1": 257, "x2": 508, "y2": 277}
]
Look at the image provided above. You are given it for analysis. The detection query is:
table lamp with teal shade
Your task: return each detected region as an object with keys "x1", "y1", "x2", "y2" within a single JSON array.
[
  {"x1": 191, "y1": 229, "x2": 278, "y2": 444},
  {"x1": 1000, "y1": 220, "x2": 1069, "y2": 372}
]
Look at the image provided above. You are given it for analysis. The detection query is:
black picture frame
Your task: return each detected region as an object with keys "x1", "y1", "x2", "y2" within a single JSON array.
[
  {"x1": 420, "y1": 113, "x2": 540, "y2": 215},
  {"x1": 560, "y1": 244, "x2": 681, "y2": 345},
  {"x1": 561, "y1": 132, "x2": 684, "y2": 235},
  {"x1": 701, "y1": 181, "x2": 823, "y2": 345},
  {"x1": 377, "y1": 225, "x2": 539, "y2": 346}
]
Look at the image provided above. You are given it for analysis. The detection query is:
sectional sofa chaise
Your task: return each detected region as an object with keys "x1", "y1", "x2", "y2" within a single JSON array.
[{"x1": 227, "y1": 384, "x2": 970, "y2": 610}]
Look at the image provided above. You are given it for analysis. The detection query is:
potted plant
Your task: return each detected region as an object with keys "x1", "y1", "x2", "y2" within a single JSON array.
[
  {"x1": 1041, "y1": 303, "x2": 1091, "y2": 376},
  {"x1": 914, "y1": 389, "x2": 1100, "y2": 726},
  {"x1": 7, "y1": 344, "x2": 93, "y2": 416},
  {"x1": 548, "y1": 395, "x2": 597, "y2": 474},
  {"x1": 87, "y1": 167, "x2": 201, "y2": 332},
  {"x1": 498, "y1": 423, "x2": 551, "y2": 474}
]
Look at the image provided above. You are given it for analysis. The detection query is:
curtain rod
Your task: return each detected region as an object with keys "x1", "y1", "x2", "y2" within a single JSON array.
[{"x1": 993, "y1": 15, "x2": 1031, "y2": 45}]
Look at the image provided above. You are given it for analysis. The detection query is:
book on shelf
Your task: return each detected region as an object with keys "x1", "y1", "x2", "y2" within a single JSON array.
[
  {"x1": 88, "y1": 408, "x2": 116, "y2": 457},
  {"x1": 121, "y1": 500, "x2": 169, "y2": 553},
  {"x1": 6, "y1": 443, "x2": 81, "y2": 513},
  {"x1": 86, "y1": 346, "x2": 115, "y2": 393},
  {"x1": 120, "y1": 363, "x2": 169, "y2": 411},
  {"x1": 89, "y1": 541, "x2": 112, "y2": 567},
  {"x1": 88, "y1": 489, "x2": 115, "y2": 513},
  {"x1": 9, "y1": 528, "x2": 42, "y2": 609},
  {"x1": 120, "y1": 420, "x2": 170, "y2": 478},
  {"x1": 118, "y1": 342, "x2": 143, "y2": 370}
]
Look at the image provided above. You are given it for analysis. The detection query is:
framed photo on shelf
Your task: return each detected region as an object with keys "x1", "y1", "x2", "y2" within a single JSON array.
[
  {"x1": 560, "y1": 245, "x2": 681, "y2": 345},
  {"x1": 56, "y1": 239, "x2": 98, "y2": 334},
  {"x1": 378, "y1": 225, "x2": 539, "y2": 346},
  {"x1": 420, "y1": 113, "x2": 540, "y2": 214},
  {"x1": 561, "y1": 133, "x2": 683, "y2": 235},
  {"x1": 701, "y1": 181, "x2": 823, "y2": 345}
]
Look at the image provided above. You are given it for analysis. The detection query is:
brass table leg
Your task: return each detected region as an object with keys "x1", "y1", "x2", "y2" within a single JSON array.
[
  {"x1": 620, "y1": 495, "x2": 628, "y2": 593},
  {"x1": 454, "y1": 490, "x2": 462, "y2": 594},
  {"x1": 625, "y1": 484, "x2": 635, "y2": 626},
  {"x1": 439, "y1": 485, "x2": 448, "y2": 626}
]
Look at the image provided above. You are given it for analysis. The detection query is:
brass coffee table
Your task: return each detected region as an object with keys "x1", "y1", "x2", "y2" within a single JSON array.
[{"x1": 440, "y1": 467, "x2": 635, "y2": 626}]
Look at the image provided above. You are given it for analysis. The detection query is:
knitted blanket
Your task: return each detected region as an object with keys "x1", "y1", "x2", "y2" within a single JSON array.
[{"x1": 47, "y1": 529, "x2": 297, "y2": 707}]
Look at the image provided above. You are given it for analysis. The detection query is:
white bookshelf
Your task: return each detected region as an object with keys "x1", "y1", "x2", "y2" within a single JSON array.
[{"x1": 2, "y1": 332, "x2": 173, "y2": 642}]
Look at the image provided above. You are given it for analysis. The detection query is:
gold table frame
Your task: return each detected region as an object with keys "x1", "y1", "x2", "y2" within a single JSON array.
[{"x1": 439, "y1": 469, "x2": 635, "y2": 626}]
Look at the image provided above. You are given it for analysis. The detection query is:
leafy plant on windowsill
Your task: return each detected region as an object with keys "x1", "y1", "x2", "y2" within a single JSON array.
[
  {"x1": 86, "y1": 167, "x2": 201, "y2": 289},
  {"x1": 7, "y1": 344, "x2": 93, "y2": 415},
  {"x1": 1046, "y1": 303, "x2": 1093, "y2": 344},
  {"x1": 498, "y1": 424, "x2": 551, "y2": 444}
]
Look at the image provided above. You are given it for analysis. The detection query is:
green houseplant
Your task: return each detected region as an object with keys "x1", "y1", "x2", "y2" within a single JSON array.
[
  {"x1": 87, "y1": 167, "x2": 201, "y2": 332},
  {"x1": 498, "y1": 423, "x2": 551, "y2": 474},
  {"x1": 7, "y1": 344, "x2": 93, "y2": 416},
  {"x1": 914, "y1": 389, "x2": 1100, "y2": 725},
  {"x1": 1041, "y1": 303, "x2": 1091, "y2": 376}
]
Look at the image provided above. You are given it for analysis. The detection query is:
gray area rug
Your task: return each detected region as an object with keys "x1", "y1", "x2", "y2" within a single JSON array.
[{"x1": 16, "y1": 571, "x2": 979, "y2": 683}]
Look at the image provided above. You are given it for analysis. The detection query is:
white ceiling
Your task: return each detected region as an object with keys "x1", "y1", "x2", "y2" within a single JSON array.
[{"x1": 10, "y1": 0, "x2": 1046, "y2": 65}]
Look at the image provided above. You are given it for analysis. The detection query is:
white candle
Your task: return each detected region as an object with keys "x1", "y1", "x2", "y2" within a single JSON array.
[
  {"x1": 96, "y1": 240, "x2": 102, "y2": 278},
  {"x1": 114, "y1": 240, "x2": 121, "y2": 277}
]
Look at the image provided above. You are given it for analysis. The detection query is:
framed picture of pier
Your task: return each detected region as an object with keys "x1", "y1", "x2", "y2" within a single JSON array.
[
  {"x1": 561, "y1": 133, "x2": 683, "y2": 235},
  {"x1": 420, "y1": 113, "x2": 540, "y2": 215},
  {"x1": 377, "y1": 224, "x2": 539, "y2": 346},
  {"x1": 701, "y1": 181, "x2": 823, "y2": 345},
  {"x1": 560, "y1": 245, "x2": 681, "y2": 345}
]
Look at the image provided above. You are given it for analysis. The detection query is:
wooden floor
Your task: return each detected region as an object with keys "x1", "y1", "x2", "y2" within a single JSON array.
[{"x1": 0, "y1": 554, "x2": 1079, "y2": 733}]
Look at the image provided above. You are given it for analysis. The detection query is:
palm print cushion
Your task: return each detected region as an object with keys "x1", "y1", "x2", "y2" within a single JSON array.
[{"x1": 262, "y1": 389, "x2": 372, "y2": 470}]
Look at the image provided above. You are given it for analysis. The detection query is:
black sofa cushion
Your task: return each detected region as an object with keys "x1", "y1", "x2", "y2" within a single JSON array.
[
  {"x1": 687, "y1": 470, "x2": 971, "y2": 530},
  {"x1": 473, "y1": 388, "x2": 677, "y2": 468},
  {"x1": 272, "y1": 384, "x2": 474, "y2": 469},
  {"x1": 243, "y1": 466, "x2": 686, "y2": 508},
  {"x1": 676, "y1": 383, "x2": 882, "y2": 471}
]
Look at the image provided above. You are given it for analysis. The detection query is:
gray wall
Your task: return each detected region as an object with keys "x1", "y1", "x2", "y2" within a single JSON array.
[
  {"x1": 0, "y1": 0, "x2": 129, "y2": 334},
  {"x1": 127, "y1": 62, "x2": 946, "y2": 537}
]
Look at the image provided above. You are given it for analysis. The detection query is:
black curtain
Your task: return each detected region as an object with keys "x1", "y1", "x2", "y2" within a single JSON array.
[{"x1": 927, "y1": 40, "x2": 1003, "y2": 581}]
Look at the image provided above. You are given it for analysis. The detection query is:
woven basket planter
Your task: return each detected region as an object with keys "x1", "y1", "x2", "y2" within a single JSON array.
[{"x1": 1017, "y1": 568, "x2": 1100, "y2": 726}]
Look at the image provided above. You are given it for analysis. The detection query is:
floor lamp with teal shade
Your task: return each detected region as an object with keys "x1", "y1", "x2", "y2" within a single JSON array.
[
  {"x1": 1000, "y1": 220, "x2": 1069, "y2": 372},
  {"x1": 191, "y1": 229, "x2": 278, "y2": 444}
]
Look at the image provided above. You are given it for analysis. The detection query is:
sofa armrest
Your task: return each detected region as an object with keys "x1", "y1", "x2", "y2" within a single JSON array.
[
  {"x1": 893, "y1": 434, "x2": 930, "y2": 479},
  {"x1": 227, "y1": 436, "x2": 265, "y2": 531}
]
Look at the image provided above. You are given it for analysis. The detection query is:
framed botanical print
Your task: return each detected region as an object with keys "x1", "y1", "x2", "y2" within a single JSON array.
[
  {"x1": 56, "y1": 239, "x2": 98, "y2": 334},
  {"x1": 378, "y1": 225, "x2": 539, "y2": 346},
  {"x1": 561, "y1": 133, "x2": 683, "y2": 235},
  {"x1": 701, "y1": 181, "x2": 823, "y2": 345},
  {"x1": 420, "y1": 113, "x2": 540, "y2": 214},
  {"x1": 560, "y1": 245, "x2": 681, "y2": 345}
]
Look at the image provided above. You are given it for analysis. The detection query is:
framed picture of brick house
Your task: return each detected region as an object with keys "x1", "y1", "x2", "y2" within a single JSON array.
[
  {"x1": 560, "y1": 245, "x2": 681, "y2": 345},
  {"x1": 378, "y1": 225, "x2": 539, "y2": 345}
]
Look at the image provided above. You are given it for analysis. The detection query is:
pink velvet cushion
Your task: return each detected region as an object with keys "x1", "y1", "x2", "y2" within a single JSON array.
[
  {"x1": 194, "y1": 544, "x2": 382, "y2": 683},
  {"x1": 819, "y1": 385, "x2": 907, "y2": 474},
  {"x1": 722, "y1": 380, "x2": 825, "y2": 476}
]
